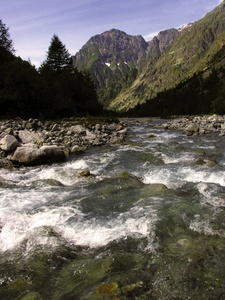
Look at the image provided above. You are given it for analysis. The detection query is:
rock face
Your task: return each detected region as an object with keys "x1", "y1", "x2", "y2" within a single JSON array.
[
  {"x1": 147, "y1": 29, "x2": 179, "y2": 58},
  {"x1": 0, "y1": 118, "x2": 128, "y2": 167},
  {"x1": 73, "y1": 29, "x2": 148, "y2": 91}
]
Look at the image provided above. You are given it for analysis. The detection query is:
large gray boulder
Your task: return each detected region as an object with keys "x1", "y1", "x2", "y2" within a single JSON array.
[
  {"x1": 40, "y1": 145, "x2": 65, "y2": 163},
  {"x1": 18, "y1": 130, "x2": 44, "y2": 144},
  {"x1": 0, "y1": 133, "x2": 20, "y2": 152},
  {"x1": 8, "y1": 144, "x2": 47, "y2": 166}
]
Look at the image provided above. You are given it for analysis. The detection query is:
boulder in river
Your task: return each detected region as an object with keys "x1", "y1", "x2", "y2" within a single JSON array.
[
  {"x1": 7, "y1": 144, "x2": 47, "y2": 166},
  {"x1": 40, "y1": 145, "x2": 66, "y2": 163}
]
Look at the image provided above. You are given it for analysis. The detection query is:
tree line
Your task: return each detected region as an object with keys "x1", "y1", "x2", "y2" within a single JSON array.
[
  {"x1": 123, "y1": 66, "x2": 225, "y2": 118},
  {"x1": 0, "y1": 20, "x2": 103, "y2": 119}
]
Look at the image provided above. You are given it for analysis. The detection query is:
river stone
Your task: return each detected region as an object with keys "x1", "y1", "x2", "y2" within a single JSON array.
[
  {"x1": 107, "y1": 123, "x2": 117, "y2": 131},
  {"x1": 195, "y1": 156, "x2": 217, "y2": 166},
  {"x1": 53, "y1": 255, "x2": 113, "y2": 299},
  {"x1": 117, "y1": 128, "x2": 128, "y2": 135},
  {"x1": 18, "y1": 130, "x2": 44, "y2": 144},
  {"x1": 142, "y1": 183, "x2": 169, "y2": 196},
  {"x1": 186, "y1": 123, "x2": 199, "y2": 132},
  {"x1": 95, "y1": 123, "x2": 101, "y2": 131},
  {"x1": 40, "y1": 145, "x2": 65, "y2": 163},
  {"x1": 70, "y1": 145, "x2": 86, "y2": 154},
  {"x1": 0, "y1": 158, "x2": 14, "y2": 167},
  {"x1": 0, "y1": 134, "x2": 20, "y2": 152},
  {"x1": 70, "y1": 125, "x2": 86, "y2": 135},
  {"x1": 85, "y1": 130, "x2": 97, "y2": 143},
  {"x1": 8, "y1": 145, "x2": 47, "y2": 166},
  {"x1": 79, "y1": 170, "x2": 91, "y2": 177}
]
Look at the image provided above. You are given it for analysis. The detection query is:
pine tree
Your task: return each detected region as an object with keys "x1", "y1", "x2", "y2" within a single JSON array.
[
  {"x1": 41, "y1": 34, "x2": 74, "y2": 75},
  {"x1": 0, "y1": 19, "x2": 14, "y2": 53}
]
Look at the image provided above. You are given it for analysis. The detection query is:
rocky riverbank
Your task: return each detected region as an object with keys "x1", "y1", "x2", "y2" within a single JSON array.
[
  {"x1": 0, "y1": 118, "x2": 128, "y2": 167},
  {"x1": 1, "y1": 115, "x2": 224, "y2": 167},
  {"x1": 154, "y1": 114, "x2": 225, "y2": 136}
]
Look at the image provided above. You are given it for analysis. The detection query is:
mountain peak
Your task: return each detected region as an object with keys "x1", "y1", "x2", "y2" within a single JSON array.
[{"x1": 102, "y1": 28, "x2": 127, "y2": 36}]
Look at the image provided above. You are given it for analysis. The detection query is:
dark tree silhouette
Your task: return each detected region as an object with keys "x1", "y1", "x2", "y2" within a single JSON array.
[{"x1": 40, "y1": 34, "x2": 74, "y2": 75}]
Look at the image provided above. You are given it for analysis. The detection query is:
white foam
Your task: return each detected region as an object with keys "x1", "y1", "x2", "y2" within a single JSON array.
[
  {"x1": 197, "y1": 182, "x2": 225, "y2": 207},
  {"x1": 190, "y1": 219, "x2": 225, "y2": 237},
  {"x1": 160, "y1": 153, "x2": 193, "y2": 164},
  {"x1": 0, "y1": 205, "x2": 157, "y2": 253},
  {"x1": 143, "y1": 166, "x2": 225, "y2": 188},
  {"x1": 182, "y1": 168, "x2": 225, "y2": 187},
  {"x1": 0, "y1": 207, "x2": 82, "y2": 252},
  {"x1": 38, "y1": 159, "x2": 89, "y2": 185},
  {"x1": 61, "y1": 206, "x2": 158, "y2": 251}
]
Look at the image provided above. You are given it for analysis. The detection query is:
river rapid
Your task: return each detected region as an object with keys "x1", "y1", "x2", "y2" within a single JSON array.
[{"x1": 0, "y1": 122, "x2": 224, "y2": 299}]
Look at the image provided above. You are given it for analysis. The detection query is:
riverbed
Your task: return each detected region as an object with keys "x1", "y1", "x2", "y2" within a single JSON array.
[{"x1": 0, "y1": 122, "x2": 224, "y2": 299}]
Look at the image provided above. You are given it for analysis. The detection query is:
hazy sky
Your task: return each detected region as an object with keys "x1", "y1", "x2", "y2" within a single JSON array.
[{"x1": 1, "y1": 0, "x2": 223, "y2": 67}]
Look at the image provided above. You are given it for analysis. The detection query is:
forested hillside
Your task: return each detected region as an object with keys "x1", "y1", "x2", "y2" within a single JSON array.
[{"x1": 0, "y1": 22, "x2": 103, "y2": 119}]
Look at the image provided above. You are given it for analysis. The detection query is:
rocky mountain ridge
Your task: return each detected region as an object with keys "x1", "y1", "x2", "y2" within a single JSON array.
[
  {"x1": 72, "y1": 28, "x2": 179, "y2": 101},
  {"x1": 109, "y1": 1, "x2": 225, "y2": 111},
  {"x1": 73, "y1": 1, "x2": 225, "y2": 113}
]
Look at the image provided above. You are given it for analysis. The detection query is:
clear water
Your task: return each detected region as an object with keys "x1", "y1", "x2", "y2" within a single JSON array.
[{"x1": 0, "y1": 124, "x2": 224, "y2": 299}]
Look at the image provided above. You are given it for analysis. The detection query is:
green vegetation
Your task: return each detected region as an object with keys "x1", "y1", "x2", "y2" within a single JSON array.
[
  {"x1": 124, "y1": 67, "x2": 225, "y2": 117},
  {"x1": 0, "y1": 23, "x2": 103, "y2": 119}
]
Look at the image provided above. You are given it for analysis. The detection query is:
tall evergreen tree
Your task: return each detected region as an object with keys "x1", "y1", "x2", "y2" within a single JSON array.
[
  {"x1": 0, "y1": 19, "x2": 14, "y2": 53},
  {"x1": 40, "y1": 34, "x2": 74, "y2": 75}
]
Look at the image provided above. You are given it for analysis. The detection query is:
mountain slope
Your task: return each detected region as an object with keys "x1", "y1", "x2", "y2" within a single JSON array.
[
  {"x1": 109, "y1": 1, "x2": 225, "y2": 112},
  {"x1": 73, "y1": 29, "x2": 148, "y2": 90},
  {"x1": 72, "y1": 28, "x2": 179, "y2": 104}
]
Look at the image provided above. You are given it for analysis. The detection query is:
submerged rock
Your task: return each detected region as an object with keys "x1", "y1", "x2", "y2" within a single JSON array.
[
  {"x1": 95, "y1": 283, "x2": 119, "y2": 297},
  {"x1": 20, "y1": 292, "x2": 43, "y2": 300},
  {"x1": 79, "y1": 170, "x2": 91, "y2": 177},
  {"x1": 195, "y1": 156, "x2": 217, "y2": 166},
  {"x1": 53, "y1": 255, "x2": 113, "y2": 299},
  {"x1": 142, "y1": 183, "x2": 169, "y2": 196}
]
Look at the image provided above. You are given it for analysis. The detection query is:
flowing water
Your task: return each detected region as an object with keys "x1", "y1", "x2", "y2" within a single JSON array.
[{"x1": 0, "y1": 123, "x2": 225, "y2": 299}]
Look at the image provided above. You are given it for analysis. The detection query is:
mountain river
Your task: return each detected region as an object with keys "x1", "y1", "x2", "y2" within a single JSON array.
[{"x1": 0, "y1": 121, "x2": 224, "y2": 299}]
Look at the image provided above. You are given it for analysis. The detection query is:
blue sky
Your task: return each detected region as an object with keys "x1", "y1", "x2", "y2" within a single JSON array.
[{"x1": 1, "y1": 0, "x2": 223, "y2": 67}]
